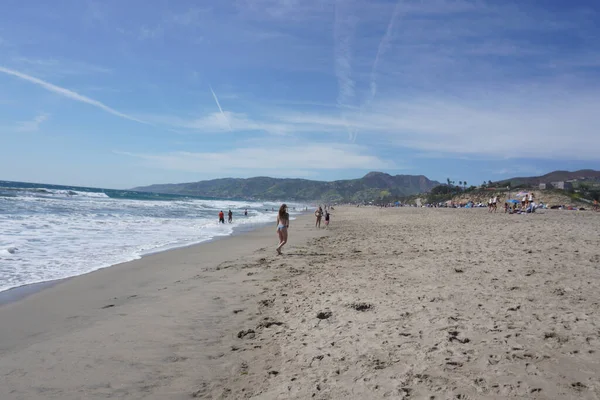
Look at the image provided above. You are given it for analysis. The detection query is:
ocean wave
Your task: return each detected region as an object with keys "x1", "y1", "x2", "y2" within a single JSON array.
[
  {"x1": 0, "y1": 247, "x2": 18, "y2": 257},
  {"x1": 0, "y1": 196, "x2": 305, "y2": 293}
]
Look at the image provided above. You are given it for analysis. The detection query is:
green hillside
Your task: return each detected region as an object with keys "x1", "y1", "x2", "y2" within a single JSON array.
[{"x1": 132, "y1": 172, "x2": 440, "y2": 202}]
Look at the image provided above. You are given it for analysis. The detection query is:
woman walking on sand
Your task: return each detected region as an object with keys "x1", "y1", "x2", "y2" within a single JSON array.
[
  {"x1": 276, "y1": 204, "x2": 289, "y2": 255},
  {"x1": 315, "y1": 206, "x2": 323, "y2": 228}
]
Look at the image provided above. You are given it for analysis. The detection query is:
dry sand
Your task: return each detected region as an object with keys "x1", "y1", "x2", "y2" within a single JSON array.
[{"x1": 1, "y1": 208, "x2": 600, "y2": 399}]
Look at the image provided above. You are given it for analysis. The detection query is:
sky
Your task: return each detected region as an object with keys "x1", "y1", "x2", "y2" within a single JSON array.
[{"x1": 1, "y1": 0, "x2": 600, "y2": 189}]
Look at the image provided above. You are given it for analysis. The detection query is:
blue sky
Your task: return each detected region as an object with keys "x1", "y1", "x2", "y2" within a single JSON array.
[{"x1": 1, "y1": 0, "x2": 599, "y2": 189}]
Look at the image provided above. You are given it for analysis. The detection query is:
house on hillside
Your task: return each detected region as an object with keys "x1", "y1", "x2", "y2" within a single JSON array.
[{"x1": 541, "y1": 181, "x2": 573, "y2": 190}]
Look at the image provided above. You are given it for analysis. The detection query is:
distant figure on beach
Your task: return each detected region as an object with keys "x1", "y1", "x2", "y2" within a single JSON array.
[
  {"x1": 218, "y1": 211, "x2": 225, "y2": 224},
  {"x1": 594, "y1": 199, "x2": 599, "y2": 212},
  {"x1": 488, "y1": 198, "x2": 493, "y2": 213},
  {"x1": 315, "y1": 206, "x2": 323, "y2": 228},
  {"x1": 528, "y1": 193, "x2": 534, "y2": 209},
  {"x1": 504, "y1": 202, "x2": 509, "y2": 213},
  {"x1": 228, "y1": 210, "x2": 233, "y2": 223},
  {"x1": 325, "y1": 210, "x2": 330, "y2": 228},
  {"x1": 244, "y1": 209, "x2": 248, "y2": 216},
  {"x1": 276, "y1": 204, "x2": 289, "y2": 255},
  {"x1": 492, "y1": 196, "x2": 498, "y2": 213}
]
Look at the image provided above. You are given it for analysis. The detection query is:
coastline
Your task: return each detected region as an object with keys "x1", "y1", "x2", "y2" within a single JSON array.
[
  {"x1": 0, "y1": 212, "x2": 324, "y2": 399},
  {"x1": 3, "y1": 207, "x2": 599, "y2": 399},
  {"x1": 0, "y1": 214, "x2": 304, "y2": 305}
]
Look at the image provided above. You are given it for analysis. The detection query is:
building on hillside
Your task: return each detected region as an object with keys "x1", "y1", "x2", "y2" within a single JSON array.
[
  {"x1": 539, "y1": 183, "x2": 551, "y2": 190},
  {"x1": 550, "y1": 181, "x2": 573, "y2": 190}
]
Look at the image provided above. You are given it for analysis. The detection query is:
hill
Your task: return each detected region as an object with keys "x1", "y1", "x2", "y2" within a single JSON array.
[
  {"x1": 450, "y1": 189, "x2": 590, "y2": 208},
  {"x1": 495, "y1": 169, "x2": 600, "y2": 187},
  {"x1": 132, "y1": 172, "x2": 441, "y2": 203}
]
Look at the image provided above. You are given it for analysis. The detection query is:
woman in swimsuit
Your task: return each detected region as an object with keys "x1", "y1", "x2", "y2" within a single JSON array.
[
  {"x1": 276, "y1": 204, "x2": 289, "y2": 255},
  {"x1": 315, "y1": 206, "x2": 323, "y2": 228}
]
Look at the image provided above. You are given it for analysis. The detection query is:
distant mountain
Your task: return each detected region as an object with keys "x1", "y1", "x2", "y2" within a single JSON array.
[
  {"x1": 495, "y1": 169, "x2": 600, "y2": 187},
  {"x1": 132, "y1": 172, "x2": 441, "y2": 202}
]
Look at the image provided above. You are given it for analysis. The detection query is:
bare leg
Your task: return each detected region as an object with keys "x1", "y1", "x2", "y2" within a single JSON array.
[
  {"x1": 276, "y1": 228, "x2": 287, "y2": 254},
  {"x1": 276, "y1": 229, "x2": 284, "y2": 254}
]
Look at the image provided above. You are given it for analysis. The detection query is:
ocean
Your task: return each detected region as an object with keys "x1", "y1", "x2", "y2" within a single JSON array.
[{"x1": 0, "y1": 180, "x2": 302, "y2": 293}]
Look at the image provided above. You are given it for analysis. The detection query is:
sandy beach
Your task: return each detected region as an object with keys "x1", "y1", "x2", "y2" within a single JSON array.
[{"x1": 1, "y1": 207, "x2": 600, "y2": 399}]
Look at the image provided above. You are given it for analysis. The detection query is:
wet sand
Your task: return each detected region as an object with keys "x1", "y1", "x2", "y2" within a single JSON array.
[{"x1": 1, "y1": 207, "x2": 600, "y2": 399}]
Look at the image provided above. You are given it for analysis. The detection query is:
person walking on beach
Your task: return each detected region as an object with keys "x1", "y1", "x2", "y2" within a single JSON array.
[
  {"x1": 218, "y1": 211, "x2": 225, "y2": 224},
  {"x1": 324, "y1": 210, "x2": 330, "y2": 229},
  {"x1": 276, "y1": 204, "x2": 289, "y2": 255},
  {"x1": 228, "y1": 209, "x2": 233, "y2": 223},
  {"x1": 492, "y1": 195, "x2": 498, "y2": 213},
  {"x1": 315, "y1": 206, "x2": 323, "y2": 228}
]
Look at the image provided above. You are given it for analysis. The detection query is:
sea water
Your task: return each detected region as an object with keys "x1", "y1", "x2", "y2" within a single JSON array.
[{"x1": 0, "y1": 181, "x2": 302, "y2": 293}]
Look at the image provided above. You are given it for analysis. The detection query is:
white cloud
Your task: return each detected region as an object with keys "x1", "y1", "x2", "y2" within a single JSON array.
[
  {"x1": 0, "y1": 66, "x2": 147, "y2": 125},
  {"x1": 145, "y1": 111, "x2": 292, "y2": 135},
  {"x1": 141, "y1": 80, "x2": 600, "y2": 162},
  {"x1": 16, "y1": 113, "x2": 50, "y2": 132},
  {"x1": 115, "y1": 143, "x2": 397, "y2": 175}
]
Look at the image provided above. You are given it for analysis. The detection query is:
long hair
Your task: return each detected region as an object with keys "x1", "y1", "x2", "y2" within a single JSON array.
[{"x1": 278, "y1": 204, "x2": 288, "y2": 219}]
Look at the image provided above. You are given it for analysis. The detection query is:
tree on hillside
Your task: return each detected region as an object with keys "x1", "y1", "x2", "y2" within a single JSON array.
[
  {"x1": 447, "y1": 178, "x2": 451, "y2": 186},
  {"x1": 459, "y1": 181, "x2": 463, "y2": 188},
  {"x1": 464, "y1": 181, "x2": 467, "y2": 190}
]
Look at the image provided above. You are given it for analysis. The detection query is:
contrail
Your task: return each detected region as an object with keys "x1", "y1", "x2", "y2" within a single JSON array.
[
  {"x1": 0, "y1": 66, "x2": 148, "y2": 125},
  {"x1": 369, "y1": 0, "x2": 403, "y2": 103},
  {"x1": 209, "y1": 85, "x2": 232, "y2": 131},
  {"x1": 334, "y1": 0, "x2": 357, "y2": 142},
  {"x1": 352, "y1": 0, "x2": 403, "y2": 143}
]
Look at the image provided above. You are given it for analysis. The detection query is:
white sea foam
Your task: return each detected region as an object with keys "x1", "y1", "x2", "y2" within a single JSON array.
[{"x1": 0, "y1": 192, "x2": 304, "y2": 293}]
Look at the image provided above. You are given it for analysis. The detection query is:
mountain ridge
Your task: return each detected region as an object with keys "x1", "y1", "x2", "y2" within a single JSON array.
[{"x1": 132, "y1": 172, "x2": 441, "y2": 202}]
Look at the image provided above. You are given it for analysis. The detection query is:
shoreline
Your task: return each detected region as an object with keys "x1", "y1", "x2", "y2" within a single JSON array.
[
  {"x1": 0, "y1": 211, "x2": 325, "y2": 400},
  {"x1": 4, "y1": 207, "x2": 598, "y2": 399},
  {"x1": 0, "y1": 213, "x2": 306, "y2": 306}
]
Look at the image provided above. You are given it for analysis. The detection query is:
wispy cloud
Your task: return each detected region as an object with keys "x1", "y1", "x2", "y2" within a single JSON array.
[
  {"x1": 143, "y1": 111, "x2": 291, "y2": 135},
  {"x1": 0, "y1": 66, "x2": 147, "y2": 125},
  {"x1": 11, "y1": 57, "x2": 112, "y2": 76},
  {"x1": 115, "y1": 143, "x2": 397, "y2": 175},
  {"x1": 147, "y1": 80, "x2": 600, "y2": 161},
  {"x1": 333, "y1": 0, "x2": 356, "y2": 107},
  {"x1": 209, "y1": 85, "x2": 232, "y2": 131},
  {"x1": 16, "y1": 113, "x2": 50, "y2": 132},
  {"x1": 139, "y1": 25, "x2": 164, "y2": 40}
]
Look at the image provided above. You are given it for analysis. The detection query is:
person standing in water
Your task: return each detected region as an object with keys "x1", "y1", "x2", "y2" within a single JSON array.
[
  {"x1": 218, "y1": 211, "x2": 225, "y2": 224},
  {"x1": 276, "y1": 204, "x2": 289, "y2": 255},
  {"x1": 228, "y1": 209, "x2": 233, "y2": 223},
  {"x1": 244, "y1": 209, "x2": 248, "y2": 216}
]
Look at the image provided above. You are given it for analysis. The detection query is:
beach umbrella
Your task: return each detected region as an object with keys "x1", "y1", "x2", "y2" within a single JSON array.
[
  {"x1": 515, "y1": 191, "x2": 528, "y2": 198},
  {"x1": 507, "y1": 199, "x2": 520, "y2": 204}
]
